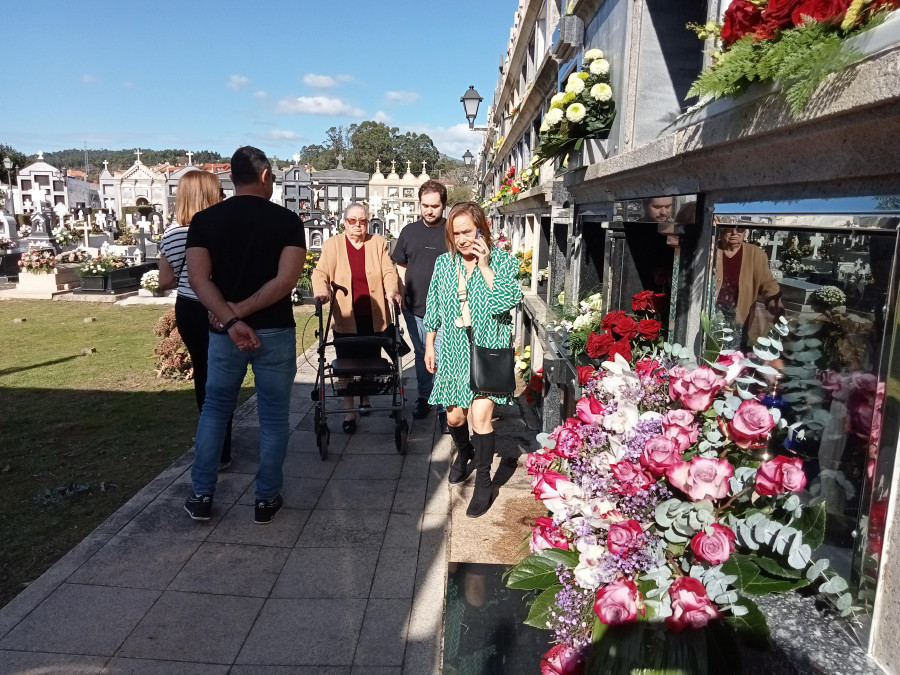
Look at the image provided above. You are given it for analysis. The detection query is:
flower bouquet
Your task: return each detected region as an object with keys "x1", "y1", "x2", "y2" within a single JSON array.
[
  {"x1": 77, "y1": 254, "x2": 126, "y2": 277},
  {"x1": 141, "y1": 270, "x2": 161, "y2": 294},
  {"x1": 55, "y1": 248, "x2": 90, "y2": 265},
  {"x1": 686, "y1": 0, "x2": 899, "y2": 117},
  {"x1": 0, "y1": 236, "x2": 15, "y2": 253},
  {"x1": 545, "y1": 291, "x2": 605, "y2": 357},
  {"x1": 509, "y1": 292, "x2": 858, "y2": 674},
  {"x1": 52, "y1": 225, "x2": 76, "y2": 247},
  {"x1": 535, "y1": 49, "x2": 616, "y2": 164},
  {"x1": 18, "y1": 247, "x2": 57, "y2": 273}
]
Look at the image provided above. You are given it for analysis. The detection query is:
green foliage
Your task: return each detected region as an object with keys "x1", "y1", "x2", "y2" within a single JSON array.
[
  {"x1": 722, "y1": 554, "x2": 811, "y2": 595},
  {"x1": 524, "y1": 584, "x2": 562, "y2": 628},
  {"x1": 37, "y1": 148, "x2": 227, "y2": 180},
  {"x1": 687, "y1": 14, "x2": 883, "y2": 117},
  {"x1": 0, "y1": 143, "x2": 28, "y2": 184},
  {"x1": 725, "y1": 596, "x2": 770, "y2": 649},
  {"x1": 506, "y1": 547, "x2": 580, "y2": 590}
]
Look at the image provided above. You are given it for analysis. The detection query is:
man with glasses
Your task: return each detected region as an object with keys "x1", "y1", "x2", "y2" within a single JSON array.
[
  {"x1": 392, "y1": 179, "x2": 450, "y2": 433},
  {"x1": 183, "y1": 145, "x2": 306, "y2": 525}
]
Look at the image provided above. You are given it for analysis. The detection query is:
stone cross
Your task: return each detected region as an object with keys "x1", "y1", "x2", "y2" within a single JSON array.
[
  {"x1": 186, "y1": 151, "x2": 193, "y2": 165},
  {"x1": 134, "y1": 149, "x2": 142, "y2": 163},
  {"x1": 102, "y1": 160, "x2": 109, "y2": 172},
  {"x1": 336, "y1": 154, "x2": 344, "y2": 169},
  {"x1": 390, "y1": 160, "x2": 396, "y2": 174},
  {"x1": 770, "y1": 231, "x2": 787, "y2": 263},
  {"x1": 375, "y1": 159, "x2": 381, "y2": 173},
  {"x1": 406, "y1": 160, "x2": 412, "y2": 174},
  {"x1": 422, "y1": 161, "x2": 427, "y2": 175},
  {"x1": 809, "y1": 233, "x2": 824, "y2": 259}
]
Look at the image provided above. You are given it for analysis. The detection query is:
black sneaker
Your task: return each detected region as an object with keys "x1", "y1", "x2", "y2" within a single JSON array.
[
  {"x1": 254, "y1": 495, "x2": 283, "y2": 524},
  {"x1": 412, "y1": 398, "x2": 433, "y2": 419},
  {"x1": 184, "y1": 493, "x2": 213, "y2": 521}
]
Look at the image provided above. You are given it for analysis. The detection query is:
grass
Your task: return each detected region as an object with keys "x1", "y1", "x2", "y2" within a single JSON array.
[{"x1": 0, "y1": 299, "x2": 318, "y2": 608}]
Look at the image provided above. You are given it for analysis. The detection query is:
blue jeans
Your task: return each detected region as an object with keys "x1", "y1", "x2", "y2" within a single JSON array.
[
  {"x1": 403, "y1": 309, "x2": 444, "y2": 413},
  {"x1": 191, "y1": 327, "x2": 297, "y2": 500}
]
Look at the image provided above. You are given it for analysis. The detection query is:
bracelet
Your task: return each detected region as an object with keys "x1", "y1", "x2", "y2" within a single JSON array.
[{"x1": 222, "y1": 316, "x2": 242, "y2": 331}]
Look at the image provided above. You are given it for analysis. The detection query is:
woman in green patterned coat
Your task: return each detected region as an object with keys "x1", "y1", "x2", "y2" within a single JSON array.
[{"x1": 424, "y1": 202, "x2": 522, "y2": 518}]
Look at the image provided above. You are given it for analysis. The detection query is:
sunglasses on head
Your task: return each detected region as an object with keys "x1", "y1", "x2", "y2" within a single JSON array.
[{"x1": 346, "y1": 217, "x2": 368, "y2": 225}]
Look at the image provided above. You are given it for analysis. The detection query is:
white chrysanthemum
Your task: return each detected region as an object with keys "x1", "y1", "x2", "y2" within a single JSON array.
[
  {"x1": 566, "y1": 102, "x2": 587, "y2": 123},
  {"x1": 590, "y1": 83, "x2": 613, "y2": 102},
  {"x1": 565, "y1": 77, "x2": 585, "y2": 94},
  {"x1": 550, "y1": 92, "x2": 566, "y2": 106},
  {"x1": 590, "y1": 59, "x2": 610, "y2": 76},
  {"x1": 572, "y1": 313, "x2": 593, "y2": 331},
  {"x1": 540, "y1": 120, "x2": 550, "y2": 132},
  {"x1": 583, "y1": 48, "x2": 604, "y2": 63},
  {"x1": 544, "y1": 107, "x2": 564, "y2": 126}
]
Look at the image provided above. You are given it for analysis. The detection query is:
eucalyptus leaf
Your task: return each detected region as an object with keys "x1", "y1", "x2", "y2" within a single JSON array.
[{"x1": 536, "y1": 433, "x2": 556, "y2": 449}]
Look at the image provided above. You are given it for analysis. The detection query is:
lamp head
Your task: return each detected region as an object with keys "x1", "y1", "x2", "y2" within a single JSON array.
[
  {"x1": 462, "y1": 149, "x2": 474, "y2": 166},
  {"x1": 460, "y1": 86, "x2": 483, "y2": 129}
]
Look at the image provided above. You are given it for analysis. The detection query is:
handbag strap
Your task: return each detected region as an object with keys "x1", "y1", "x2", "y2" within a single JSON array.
[{"x1": 457, "y1": 263, "x2": 473, "y2": 329}]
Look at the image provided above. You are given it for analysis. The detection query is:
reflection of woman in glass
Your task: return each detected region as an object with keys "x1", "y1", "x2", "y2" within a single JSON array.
[{"x1": 714, "y1": 222, "x2": 784, "y2": 348}]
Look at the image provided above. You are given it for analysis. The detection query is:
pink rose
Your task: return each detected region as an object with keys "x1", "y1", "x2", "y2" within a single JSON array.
[
  {"x1": 661, "y1": 409, "x2": 700, "y2": 452},
  {"x1": 551, "y1": 418, "x2": 583, "y2": 459},
  {"x1": 540, "y1": 643, "x2": 584, "y2": 675},
  {"x1": 607, "y1": 519, "x2": 644, "y2": 555},
  {"x1": 634, "y1": 357, "x2": 664, "y2": 381},
  {"x1": 715, "y1": 350, "x2": 746, "y2": 385},
  {"x1": 527, "y1": 451, "x2": 555, "y2": 477},
  {"x1": 530, "y1": 516, "x2": 570, "y2": 552},
  {"x1": 576, "y1": 396, "x2": 605, "y2": 425},
  {"x1": 666, "y1": 576, "x2": 721, "y2": 632},
  {"x1": 690, "y1": 523, "x2": 736, "y2": 565},
  {"x1": 640, "y1": 436, "x2": 682, "y2": 477},
  {"x1": 726, "y1": 400, "x2": 775, "y2": 449},
  {"x1": 594, "y1": 578, "x2": 643, "y2": 625},
  {"x1": 609, "y1": 462, "x2": 654, "y2": 495},
  {"x1": 667, "y1": 457, "x2": 734, "y2": 502},
  {"x1": 669, "y1": 366, "x2": 725, "y2": 411},
  {"x1": 755, "y1": 456, "x2": 807, "y2": 495},
  {"x1": 532, "y1": 468, "x2": 569, "y2": 500}
]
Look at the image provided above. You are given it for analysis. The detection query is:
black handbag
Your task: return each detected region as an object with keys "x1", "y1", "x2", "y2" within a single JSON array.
[{"x1": 466, "y1": 327, "x2": 515, "y2": 395}]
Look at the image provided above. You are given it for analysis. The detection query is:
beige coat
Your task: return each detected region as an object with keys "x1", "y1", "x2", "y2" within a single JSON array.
[
  {"x1": 312, "y1": 233, "x2": 399, "y2": 334},
  {"x1": 715, "y1": 242, "x2": 781, "y2": 329}
]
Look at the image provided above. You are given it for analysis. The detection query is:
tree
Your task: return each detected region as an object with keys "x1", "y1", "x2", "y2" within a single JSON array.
[
  {"x1": 0, "y1": 144, "x2": 28, "y2": 185},
  {"x1": 394, "y1": 132, "x2": 441, "y2": 176},
  {"x1": 347, "y1": 122, "x2": 398, "y2": 173},
  {"x1": 447, "y1": 184, "x2": 476, "y2": 206}
]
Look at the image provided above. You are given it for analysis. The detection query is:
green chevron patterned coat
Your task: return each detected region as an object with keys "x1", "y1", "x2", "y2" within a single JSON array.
[{"x1": 423, "y1": 247, "x2": 522, "y2": 407}]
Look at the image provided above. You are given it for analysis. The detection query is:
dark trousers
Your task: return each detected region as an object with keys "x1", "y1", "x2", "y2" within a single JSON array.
[{"x1": 175, "y1": 295, "x2": 233, "y2": 462}]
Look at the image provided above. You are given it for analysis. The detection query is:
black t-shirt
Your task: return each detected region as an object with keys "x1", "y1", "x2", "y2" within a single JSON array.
[
  {"x1": 186, "y1": 195, "x2": 306, "y2": 330},
  {"x1": 391, "y1": 218, "x2": 447, "y2": 317}
]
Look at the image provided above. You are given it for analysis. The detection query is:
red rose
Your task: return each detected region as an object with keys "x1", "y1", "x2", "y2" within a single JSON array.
[
  {"x1": 790, "y1": 0, "x2": 851, "y2": 24},
  {"x1": 634, "y1": 358, "x2": 663, "y2": 380},
  {"x1": 586, "y1": 331, "x2": 614, "y2": 359},
  {"x1": 762, "y1": 0, "x2": 802, "y2": 30},
  {"x1": 540, "y1": 643, "x2": 584, "y2": 675},
  {"x1": 607, "y1": 338, "x2": 633, "y2": 363},
  {"x1": 755, "y1": 456, "x2": 807, "y2": 495},
  {"x1": 600, "y1": 311, "x2": 638, "y2": 340},
  {"x1": 637, "y1": 319, "x2": 661, "y2": 341},
  {"x1": 690, "y1": 523, "x2": 736, "y2": 565},
  {"x1": 609, "y1": 461, "x2": 654, "y2": 495},
  {"x1": 594, "y1": 578, "x2": 643, "y2": 626},
  {"x1": 721, "y1": 0, "x2": 766, "y2": 46},
  {"x1": 666, "y1": 577, "x2": 721, "y2": 632},
  {"x1": 577, "y1": 365, "x2": 597, "y2": 385},
  {"x1": 607, "y1": 519, "x2": 644, "y2": 555},
  {"x1": 726, "y1": 400, "x2": 775, "y2": 449},
  {"x1": 530, "y1": 516, "x2": 570, "y2": 553},
  {"x1": 632, "y1": 290, "x2": 666, "y2": 313}
]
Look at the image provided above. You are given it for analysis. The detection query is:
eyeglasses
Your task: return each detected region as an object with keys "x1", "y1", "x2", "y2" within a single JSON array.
[{"x1": 346, "y1": 217, "x2": 368, "y2": 225}]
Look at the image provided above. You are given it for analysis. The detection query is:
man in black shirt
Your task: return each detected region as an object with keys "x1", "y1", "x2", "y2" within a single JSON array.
[
  {"x1": 183, "y1": 146, "x2": 306, "y2": 524},
  {"x1": 392, "y1": 180, "x2": 450, "y2": 433}
]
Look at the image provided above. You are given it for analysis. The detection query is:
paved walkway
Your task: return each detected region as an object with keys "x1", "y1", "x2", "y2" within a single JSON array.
[{"x1": 0, "y1": 336, "x2": 543, "y2": 675}]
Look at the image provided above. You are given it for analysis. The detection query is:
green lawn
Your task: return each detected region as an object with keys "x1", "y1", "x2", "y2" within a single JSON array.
[{"x1": 0, "y1": 299, "x2": 317, "y2": 608}]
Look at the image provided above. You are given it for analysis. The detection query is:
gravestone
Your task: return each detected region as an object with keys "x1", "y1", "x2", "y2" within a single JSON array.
[
  {"x1": 780, "y1": 277, "x2": 823, "y2": 313},
  {"x1": 809, "y1": 233, "x2": 825, "y2": 259}
]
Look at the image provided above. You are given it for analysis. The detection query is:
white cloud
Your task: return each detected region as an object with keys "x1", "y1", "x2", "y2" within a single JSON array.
[
  {"x1": 266, "y1": 129, "x2": 303, "y2": 141},
  {"x1": 252, "y1": 90, "x2": 269, "y2": 99},
  {"x1": 227, "y1": 74, "x2": 250, "y2": 90},
  {"x1": 373, "y1": 110, "x2": 393, "y2": 123},
  {"x1": 276, "y1": 96, "x2": 365, "y2": 117},
  {"x1": 81, "y1": 74, "x2": 98, "y2": 85},
  {"x1": 336, "y1": 74, "x2": 354, "y2": 83},
  {"x1": 384, "y1": 90, "x2": 420, "y2": 105},
  {"x1": 408, "y1": 123, "x2": 476, "y2": 159},
  {"x1": 303, "y1": 73, "x2": 337, "y2": 88}
]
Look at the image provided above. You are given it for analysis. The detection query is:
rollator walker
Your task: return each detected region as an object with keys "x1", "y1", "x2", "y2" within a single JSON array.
[{"x1": 311, "y1": 294, "x2": 410, "y2": 460}]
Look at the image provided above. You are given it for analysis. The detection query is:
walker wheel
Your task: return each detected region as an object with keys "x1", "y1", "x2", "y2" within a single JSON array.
[
  {"x1": 394, "y1": 419, "x2": 409, "y2": 455},
  {"x1": 317, "y1": 424, "x2": 330, "y2": 461}
]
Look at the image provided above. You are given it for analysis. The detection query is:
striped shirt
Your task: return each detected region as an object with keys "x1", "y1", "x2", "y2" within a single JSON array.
[{"x1": 159, "y1": 225, "x2": 199, "y2": 301}]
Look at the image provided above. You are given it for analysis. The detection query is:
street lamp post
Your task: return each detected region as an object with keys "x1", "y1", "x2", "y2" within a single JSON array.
[{"x1": 460, "y1": 86, "x2": 488, "y2": 131}]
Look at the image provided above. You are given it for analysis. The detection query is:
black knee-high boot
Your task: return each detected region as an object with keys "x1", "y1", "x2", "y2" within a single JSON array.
[
  {"x1": 466, "y1": 431, "x2": 496, "y2": 518},
  {"x1": 448, "y1": 422, "x2": 475, "y2": 484}
]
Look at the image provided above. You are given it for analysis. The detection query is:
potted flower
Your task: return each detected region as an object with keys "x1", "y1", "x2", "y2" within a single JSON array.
[
  {"x1": 18, "y1": 247, "x2": 57, "y2": 274},
  {"x1": 141, "y1": 270, "x2": 163, "y2": 296},
  {"x1": 535, "y1": 48, "x2": 616, "y2": 167},
  {"x1": 76, "y1": 254, "x2": 124, "y2": 292},
  {"x1": 52, "y1": 225, "x2": 77, "y2": 248},
  {"x1": 292, "y1": 249, "x2": 320, "y2": 305}
]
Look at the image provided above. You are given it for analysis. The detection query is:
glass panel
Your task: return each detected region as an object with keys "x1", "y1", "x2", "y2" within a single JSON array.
[{"x1": 708, "y1": 201, "x2": 900, "y2": 639}]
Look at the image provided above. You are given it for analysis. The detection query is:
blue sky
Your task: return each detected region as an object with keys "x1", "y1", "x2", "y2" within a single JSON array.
[{"x1": 3, "y1": 0, "x2": 516, "y2": 161}]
